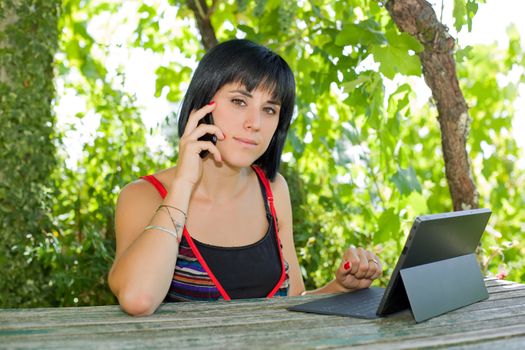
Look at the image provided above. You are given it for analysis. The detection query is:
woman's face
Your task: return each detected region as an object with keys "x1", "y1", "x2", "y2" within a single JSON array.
[{"x1": 210, "y1": 82, "x2": 280, "y2": 168}]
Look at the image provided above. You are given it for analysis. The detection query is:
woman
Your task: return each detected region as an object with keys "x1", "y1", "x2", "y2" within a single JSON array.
[{"x1": 108, "y1": 39, "x2": 382, "y2": 316}]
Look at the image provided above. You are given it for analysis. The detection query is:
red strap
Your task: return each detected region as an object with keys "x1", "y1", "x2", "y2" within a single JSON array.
[
  {"x1": 251, "y1": 165, "x2": 287, "y2": 298},
  {"x1": 140, "y1": 175, "x2": 167, "y2": 199},
  {"x1": 251, "y1": 166, "x2": 274, "y2": 208},
  {"x1": 182, "y1": 228, "x2": 232, "y2": 301}
]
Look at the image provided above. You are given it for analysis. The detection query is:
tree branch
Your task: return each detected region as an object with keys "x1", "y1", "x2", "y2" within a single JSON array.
[
  {"x1": 384, "y1": 0, "x2": 479, "y2": 210},
  {"x1": 186, "y1": 0, "x2": 218, "y2": 51}
]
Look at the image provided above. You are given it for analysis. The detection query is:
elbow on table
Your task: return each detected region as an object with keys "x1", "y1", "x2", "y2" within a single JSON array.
[
  {"x1": 117, "y1": 289, "x2": 159, "y2": 316},
  {"x1": 108, "y1": 269, "x2": 160, "y2": 316}
]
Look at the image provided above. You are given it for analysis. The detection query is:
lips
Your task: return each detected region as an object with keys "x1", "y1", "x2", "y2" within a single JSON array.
[{"x1": 234, "y1": 137, "x2": 258, "y2": 146}]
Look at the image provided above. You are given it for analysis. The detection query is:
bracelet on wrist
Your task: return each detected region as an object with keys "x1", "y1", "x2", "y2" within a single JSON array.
[
  {"x1": 144, "y1": 225, "x2": 182, "y2": 243},
  {"x1": 157, "y1": 204, "x2": 187, "y2": 220}
]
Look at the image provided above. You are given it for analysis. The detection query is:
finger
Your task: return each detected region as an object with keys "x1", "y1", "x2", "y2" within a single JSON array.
[
  {"x1": 336, "y1": 262, "x2": 359, "y2": 290},
  {"x1": 364, "y1": 258, "x2": 378, "y2": 279},
  {"x1": 338, "y1": 270, "x2": 374, "y2": 291},
  {"x1": 340, "y1": 274, "x2": 360, "y2": 291},
  {"x1": 361, "y1": 251, "x2": 380, "y2": 279},
  {"x1": 343, "y1": 248, "x2": 360, "y2": 275},
  {"x1": 183, "y1": 102, "x2": 216, "y2": 136},
  {"x1": 370, "y1": 255, "x2": 383, "y2": 279},
  {"x1": 354, "y1": 248, "x2": 370, "y2": 279},
  {"x1": 356, "y1": 278, "x2": 373, "y2": 290},
  {"x1": 340, "y1": 260, "x2": 352, "y2": 274},
  {"x1": 195, "y1": 141, "x2": 222, "y2": 162},
  {"x1": 337, "y1": 257, "x2": 353, "y2": 286},
  {"x1": 186, "y1": 124, "x2": 225, "y2": 142},
  {"x1": 371, "y1": 268, "x2": 382, "y2": 280}
]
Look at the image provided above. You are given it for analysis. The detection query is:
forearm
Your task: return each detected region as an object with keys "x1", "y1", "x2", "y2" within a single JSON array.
[
  {"x1": 108, "y1": 231, "x2": 179, "y2": 313},
  {"x1": 109, "y1": 179, "x2": 193, "y2": 315},
  {"x1": 302, "y1": 279, "x2": 353, "y2": 296}
]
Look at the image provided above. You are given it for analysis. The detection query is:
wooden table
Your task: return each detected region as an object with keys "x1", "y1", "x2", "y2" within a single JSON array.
[{"x1": 1, "y1": 278, "x2": 524, "y2": 349}]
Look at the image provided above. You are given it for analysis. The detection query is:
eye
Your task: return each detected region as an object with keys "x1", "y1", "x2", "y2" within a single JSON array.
[
  {"x1": 264, "y1": 107, "x2": 277, "y2": 115},
  {"x1": 231, "y1": 98, "x2": 247, "y2": 106}
]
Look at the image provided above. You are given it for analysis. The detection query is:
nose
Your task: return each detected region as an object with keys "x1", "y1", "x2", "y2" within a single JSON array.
[{"x1": 244, "y1": 107, "x2": 262, "y2": 131}]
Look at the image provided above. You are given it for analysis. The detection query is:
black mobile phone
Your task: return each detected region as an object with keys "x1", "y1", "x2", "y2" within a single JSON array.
[{"x1": 197, "y1": 113, "x2": 217, "y2": 158}]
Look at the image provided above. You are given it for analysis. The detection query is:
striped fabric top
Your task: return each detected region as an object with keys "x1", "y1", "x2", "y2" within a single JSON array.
[
  {"x1": 141, "y1": 165, "x2": 289, "y2": 301},
  {"x1": 167, "y1": 234, "x2": 222, "y2": 301}
]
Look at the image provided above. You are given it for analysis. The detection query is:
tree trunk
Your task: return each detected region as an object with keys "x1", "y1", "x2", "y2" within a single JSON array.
[
  {"x1": 384, "y1": 0, "x2": 479, "y2": 211},
  {"x1": 186, "y1": 0, "x2": 218, "y2": 51}
]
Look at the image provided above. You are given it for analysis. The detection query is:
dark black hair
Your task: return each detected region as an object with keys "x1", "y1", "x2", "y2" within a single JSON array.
[{"x1": 177, "y1": 39, "x2": 296, "y2": 181}]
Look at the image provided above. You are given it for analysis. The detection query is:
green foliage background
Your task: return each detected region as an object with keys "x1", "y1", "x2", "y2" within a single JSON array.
[
  {"x1": 0, "y1": 0, "x2": 60, "y2": 307},
  {"x1": 1, "y1": 0, "x2": 524, "y2": 307}
]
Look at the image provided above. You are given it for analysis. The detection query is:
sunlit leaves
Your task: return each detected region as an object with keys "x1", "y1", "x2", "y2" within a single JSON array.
[
  {"x1": 456, "y1": 33, "x2": 525, "y2": 280},
  {"x1": 453, "y1": 0, "x2": 484, "y2": 32},
  {"x1": 155, "y1": 65, "x2": 193, "y2": 101},
  {"x1": 335, "y1": 19, "x2": 386, "y2": 46},
  {"x1": 390, "y1": 167, "x2": 423, "y2": 196},
  {"x1": 370, "y1": 29, "x2": 423, "y2": 79},
  {"x1": 375, "y1": 208, "x2": 400, "y2": 243},
  {"x1": 506, "y1": 24, "x2": 522, "y2": 66}
]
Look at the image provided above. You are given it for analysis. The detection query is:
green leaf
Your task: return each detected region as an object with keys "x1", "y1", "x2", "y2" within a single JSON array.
[
  {"x1": 343, "y1": 124, "x2": 360, "y2": 144},
  {"x1": 465, "y1": 0, "x2": 479, "y2": 32},
  {"x1": 371, "y1": 45, "x2": 421, "y2": 79},
  {"x1": 375, "y1": 208, "x2": 401, "y2": 243},
  {"x1": 341, "y1": 74, "x2": 371, "y2": 94},
  {"x1": 80, "y1": 57, "x2": 100, "y2": 79},
  {"x1": 453, "y1": 0, "x2": 467, "y2": 32},
  {"x1": 456, "y1": 45, "x2": 473, "y2": 63},
  {"x1": 237, "y1": 24, "x2": 261, "y2": 41},
  {"x1": 405, "y1": 192, "x2": 429, "y2": 217},
  {"x1": 335, "y1": 19, "x2": 386, "y2": 47},
  {"x1": 390, "y1": 167, "x2": 422, "y2": 196},
  {"x1": 506, "y1": 24, "x2": 522, "y2": 61},
  {"x1": 385, "y1": 30, "x2": 424, "y2": 52}
]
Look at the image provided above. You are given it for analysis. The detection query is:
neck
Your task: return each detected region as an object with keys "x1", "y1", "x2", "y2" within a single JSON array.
[{"x1": 194, "y1": 159, "x2": 252, "y2": 204}]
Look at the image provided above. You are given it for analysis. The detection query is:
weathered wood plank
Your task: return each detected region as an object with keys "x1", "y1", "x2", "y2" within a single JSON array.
[
  {"x1": 3, "y1": 281, "x2": 523, "y2": 329},
  {"x1": 3, "y1": 284, "x2": 524, "y2": 331},
  {"x1": 3, "y1": 313, "x2": 525, "y2": 350},
  {"x1": 438, "y1": 336, "x2": 525, "y2": 350},
  {"x1": 2, "y1": 299, "x2": 525, "y2": 346},
  {"x1": 2, "y1": 296, "x2": 524, "y2": 337},
  {"x1": 1, "y1": 279, "x2": 524, "y2": 349}
]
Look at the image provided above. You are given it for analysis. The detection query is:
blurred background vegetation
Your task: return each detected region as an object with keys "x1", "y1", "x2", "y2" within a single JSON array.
[{"x1": 1, "y1": 0, "x2": 524, "y2": 307}]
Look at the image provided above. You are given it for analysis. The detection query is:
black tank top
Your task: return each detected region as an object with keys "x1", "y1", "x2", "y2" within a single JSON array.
[{"x1": 193, "y1": 176, "x2": 282, "y2": 299}]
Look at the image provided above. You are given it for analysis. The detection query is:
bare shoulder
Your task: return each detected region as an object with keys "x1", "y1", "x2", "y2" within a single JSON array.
[
  {"x1": 270, "y1": 172, "x2": 290, "y2": 198},
  {"x1": 269, "y1": 172, "x2": 292, "y2": 222},
  {"x1": 117, "y1": 178, "x2": 162, "y2": 210},
  {"x1": 115, "y1": 179, "x2": 162, "y2": 234},
  {"x1": 114, "y1": 174, "x2": 169, "y2": 258},
  {"x1": 117, "y1": 166, "x2": 176, "y2": 207}
]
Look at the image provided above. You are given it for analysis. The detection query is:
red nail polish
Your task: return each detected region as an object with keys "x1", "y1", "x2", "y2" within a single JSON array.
[
  {"x1": 208, "y1": 101, "x2": 215, "y2": 105},
  {"x1": 344, "y1": 261, "x2": 350, "y2": 270}
]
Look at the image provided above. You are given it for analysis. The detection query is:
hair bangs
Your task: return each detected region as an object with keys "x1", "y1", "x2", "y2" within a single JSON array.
[{"x1": 219, "y1": 52, "x2": 295, "y2": 109}]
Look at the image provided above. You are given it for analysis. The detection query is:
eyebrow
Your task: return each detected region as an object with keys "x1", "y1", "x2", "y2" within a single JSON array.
[{"x1": 228, "y1": 89, "x2": 281, "y2": 106}]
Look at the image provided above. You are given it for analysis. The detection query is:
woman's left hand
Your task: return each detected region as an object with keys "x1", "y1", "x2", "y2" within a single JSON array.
[{"x1": 335, "y1": 247, "x2": 382, "y2": 292}]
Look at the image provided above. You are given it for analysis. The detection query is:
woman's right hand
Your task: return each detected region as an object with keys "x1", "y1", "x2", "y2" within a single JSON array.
[{"x1": 173, "y1": 102, "x2": 225, "y2": 186}]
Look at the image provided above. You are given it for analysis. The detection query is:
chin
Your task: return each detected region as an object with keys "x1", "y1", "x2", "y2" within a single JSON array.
[
  {"x1": 220, "y1": 152, "x2": 263, "y2": 169},
  {"x1": 220, "y1": 158, "x2": 256, "y2": 170}
]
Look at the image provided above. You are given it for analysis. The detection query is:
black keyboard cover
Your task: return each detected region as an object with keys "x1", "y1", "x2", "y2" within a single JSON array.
[{"x1": 287, "y1": 287, "x2": 385, "y2": 319}]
